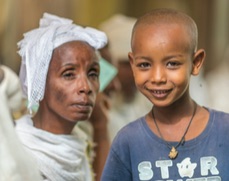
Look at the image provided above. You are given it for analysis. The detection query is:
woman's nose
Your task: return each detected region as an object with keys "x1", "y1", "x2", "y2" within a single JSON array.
[{"x1": 77, "y1": 76, "x2": 92, "y2": 95}]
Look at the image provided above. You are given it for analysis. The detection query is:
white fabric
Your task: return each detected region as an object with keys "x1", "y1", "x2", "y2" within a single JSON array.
[
  {"x1": 75, "y1": 121, "x2": 96, "y2": 165},
  {"x1": 17, "y1": 13, "x2": 107, "y2": 111},
  {"x1": 205, "y1": 46, "x2": 229, "y2": 113},
  {"x1": 0, "y1": 65, "x2": 23, "y2": 113},
  {"x1": 99, "y1": 14, "x2": 136, "y2": 63},
  {"x1": 15, "y1": 115, "x2": 92, "y2": 181},
  {"x1": 0, "y1": 93, "x2": 41, "y2": 181}
]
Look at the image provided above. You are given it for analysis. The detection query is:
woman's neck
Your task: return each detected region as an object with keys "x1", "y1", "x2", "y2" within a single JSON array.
[{"x1": 32, "y1": 109, "x2": 76, "y2": 135}]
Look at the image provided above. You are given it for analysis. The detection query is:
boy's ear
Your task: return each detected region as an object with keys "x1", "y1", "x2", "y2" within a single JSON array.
[
  {"x1": 191, "y1": 49, "x2": 206, "y2": 76},
  {"x1": 128, "y1": 52, "x2": 134, "y2": 66}
]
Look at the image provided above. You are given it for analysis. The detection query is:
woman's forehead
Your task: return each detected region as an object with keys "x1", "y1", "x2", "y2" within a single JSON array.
[
  {"x1": 55, "y1": 40, "x2": 95, "y2": 51},
  {"x1": 50, "y1": 41, "x2": 98, "y2": 69},
  {"x1": 54, "y1": 41, "x2": 97, "y2": 58}
]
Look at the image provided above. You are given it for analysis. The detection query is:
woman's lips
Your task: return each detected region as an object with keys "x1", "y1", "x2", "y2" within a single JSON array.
[{"x1": 71, "y1": 102, "x2": 93, "y2": 112}]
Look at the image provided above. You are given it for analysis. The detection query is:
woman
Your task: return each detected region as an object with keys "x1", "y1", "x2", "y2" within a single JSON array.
[{"x1": 15, "y1": 13, "x2": 107, "y2": 181}]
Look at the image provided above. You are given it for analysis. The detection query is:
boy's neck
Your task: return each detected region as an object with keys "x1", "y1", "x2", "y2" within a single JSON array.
[
  {"x1": 153, "y1": 98, "x2": 195, "y2": 124},
  {"x1": 146, "y1": 101, "x2": 209, "y2": 142}
]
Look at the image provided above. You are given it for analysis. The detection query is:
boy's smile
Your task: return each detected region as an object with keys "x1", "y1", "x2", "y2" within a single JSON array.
[{"x1": 146, "y1": 87, "x2": 173, "y2": 99}]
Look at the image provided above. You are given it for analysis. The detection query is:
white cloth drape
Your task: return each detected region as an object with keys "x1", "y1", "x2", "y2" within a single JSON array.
[
  {"x1": 16, "y1": 115, "x2": 92, "y2": 181},
  {"x1": 0, "y1": 93, "x2": 41, "y2": 181}
]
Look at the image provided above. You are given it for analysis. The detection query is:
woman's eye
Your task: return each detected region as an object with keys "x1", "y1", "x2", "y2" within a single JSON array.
[
  {"x1": 63, "y1": 71, "x2": 75, "y2": 79},
  {"x1": 88, "y1": 69, "x2": 99, "y2": 78},
  {"x1": 89, "y1": 72, "x2": 99, "y2": 77}
]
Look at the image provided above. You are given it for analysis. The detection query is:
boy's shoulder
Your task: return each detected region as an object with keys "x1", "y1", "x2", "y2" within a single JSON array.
[
  {"x1": 208, "y1": 107, "x2": 229, "y2": 119},
  {"x1": 112, "y1": 116, "x2": 146, "y2": 144},
  {"x1": 120, "y1": 116, "x2": 145, "y2": 132},
  {"x1": 206, "y1": 107, "x2": 229, "y2": 129}
]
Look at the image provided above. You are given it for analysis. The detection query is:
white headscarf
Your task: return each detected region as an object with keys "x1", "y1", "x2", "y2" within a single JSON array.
[{"x1": 18, "y1": 13, "x2": 107, "y2": 111}]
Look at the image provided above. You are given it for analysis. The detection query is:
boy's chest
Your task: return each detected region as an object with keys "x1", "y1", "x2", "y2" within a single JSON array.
[{"x1": 130, "y1": 139, "x2": 229, "y2": 181}]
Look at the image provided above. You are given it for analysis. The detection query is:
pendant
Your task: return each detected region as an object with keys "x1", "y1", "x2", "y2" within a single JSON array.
[{"x1": 168, "y1": 146, "x2": 178, "y2": 159}]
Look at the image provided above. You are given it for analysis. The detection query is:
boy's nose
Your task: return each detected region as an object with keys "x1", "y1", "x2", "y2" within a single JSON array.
[{"x1": 151, "y1": 66, "x2": 166, "y2": 84}]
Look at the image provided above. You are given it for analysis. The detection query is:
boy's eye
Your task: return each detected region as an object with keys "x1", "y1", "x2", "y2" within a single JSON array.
[
  {"x1": 137, "y1": 62, "x2": 151, "y2": 68},
  {"x1": 167, "y1": 61, "x2": 181, "y2": 68}
]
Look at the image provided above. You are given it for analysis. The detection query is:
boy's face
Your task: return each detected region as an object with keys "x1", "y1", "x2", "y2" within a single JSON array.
[
  {"x1": 41, "y1": 41, "x2": 100, "y2": 123},
  {"x1": 129, "y1": 23, "x2": 198, "y2": 107}
]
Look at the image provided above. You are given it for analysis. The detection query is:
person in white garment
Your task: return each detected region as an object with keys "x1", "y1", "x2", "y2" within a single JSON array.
[
  {"x1": 0, "y1": 64, "x2": 23, "y2": 121},
  {"x1": 205, "y1": 45, "x2": 229, "y2": 113},
  {"x1": 15, "y1": 13, "x2": 108, "y2": 181},
  {"x1": 99, "y1": 14, "x2": 152, "y2": 142},
  {"x1": 0, "y1": 94, "x2": 42, "y2": 181},
  {"x1": 0, "y1": 67, "x2": 41, "y2": 181}
]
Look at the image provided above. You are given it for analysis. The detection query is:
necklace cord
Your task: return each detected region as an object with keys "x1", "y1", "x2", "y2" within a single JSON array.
[{"x1": 152, "y1": 102, "x2": 197, "y2": 150}]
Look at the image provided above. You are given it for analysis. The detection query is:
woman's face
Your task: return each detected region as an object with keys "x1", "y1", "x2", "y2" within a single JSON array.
[{"x1": 42, "y1": 41, "x2": 100, "y2": 123}]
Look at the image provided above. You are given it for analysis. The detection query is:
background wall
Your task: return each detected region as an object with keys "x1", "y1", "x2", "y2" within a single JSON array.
[{"x1": 0, "y1": 0, "x2": 228, "y2": 75}]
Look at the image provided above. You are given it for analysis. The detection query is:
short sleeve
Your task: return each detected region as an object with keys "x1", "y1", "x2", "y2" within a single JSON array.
[{"x1": 101, "y1": 148, "x2": 132, "y2": 181}]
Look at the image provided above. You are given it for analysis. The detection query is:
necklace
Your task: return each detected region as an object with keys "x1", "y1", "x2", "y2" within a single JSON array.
[{"x1": 152, "y1": 102, "x2": 197, "y2": 159}]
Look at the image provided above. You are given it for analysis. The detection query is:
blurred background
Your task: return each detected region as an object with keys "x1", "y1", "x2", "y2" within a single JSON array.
[{"x1": 0, "y1": 0, "x2": 229, "y2": 111}]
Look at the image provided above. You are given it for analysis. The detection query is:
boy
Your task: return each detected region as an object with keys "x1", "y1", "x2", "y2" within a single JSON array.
[{"x1": 101, "y1": 8, "x2": 229, "y2": 180}]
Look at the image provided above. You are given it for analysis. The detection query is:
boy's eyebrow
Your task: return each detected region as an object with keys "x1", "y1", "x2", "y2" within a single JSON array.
[
  {"x1": 134, "y1": 56, "x2": 152, "y2": 61},
  {"x1": 134, "y1": 54, "x2": 185, "y2": 61},
  {"x1": 163, "y1": 54, "x2": 185, "y2": 60}
]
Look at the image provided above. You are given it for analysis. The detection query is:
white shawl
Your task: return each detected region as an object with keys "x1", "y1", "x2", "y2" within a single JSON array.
[
  {"x1": 0, "y1": 96, "x2": 41, "y2": 181},
  {"x1": 0, "y1": 65, "x2": 23, "y2": 114},
  {"x1": 15, "y1": 115, "x2": 92, "y2": 181}
]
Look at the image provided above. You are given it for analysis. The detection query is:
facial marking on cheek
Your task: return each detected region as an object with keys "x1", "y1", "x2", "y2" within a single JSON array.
[{"x1": 55, "y1": 88, "x2": 67, "y2": 103}]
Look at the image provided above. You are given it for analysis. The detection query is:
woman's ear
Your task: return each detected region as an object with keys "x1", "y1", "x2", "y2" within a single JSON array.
[{"x1": 191, "y1": 49, "x2": 206, "y2": 76}]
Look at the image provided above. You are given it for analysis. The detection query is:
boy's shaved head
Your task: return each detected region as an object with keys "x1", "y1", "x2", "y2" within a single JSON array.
[{"x1": 131, "y1": 8, "x2": 198, "y2": 53}]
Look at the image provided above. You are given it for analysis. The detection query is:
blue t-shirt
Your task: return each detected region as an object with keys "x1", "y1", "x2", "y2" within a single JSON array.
[{"x1": 101, "y1": 108, "x2": 229, "y2": 181}]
